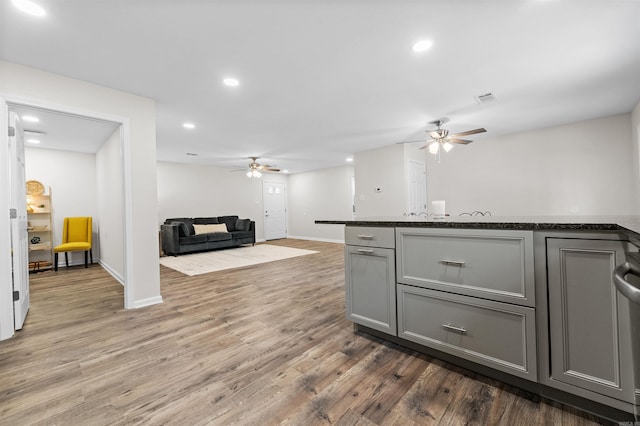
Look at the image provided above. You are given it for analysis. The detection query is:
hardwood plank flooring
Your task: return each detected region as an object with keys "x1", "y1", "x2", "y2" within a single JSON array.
[{"x1": 0, "y1": 239, "x2": 611, "y2": 425}]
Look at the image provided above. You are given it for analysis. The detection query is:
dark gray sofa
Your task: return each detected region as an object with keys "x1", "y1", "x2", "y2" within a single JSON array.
[{"x1": 161, "y1": 216, "x2": 255, "y2": 256}]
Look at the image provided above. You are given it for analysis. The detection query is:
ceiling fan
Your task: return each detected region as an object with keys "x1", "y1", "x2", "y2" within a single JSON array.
[
  {"x1": 244, "y1": 157, "x2": 280, "y2": 178},
  {"x1": 403, "y1": 119, "x2": 486, "y2": 155}
]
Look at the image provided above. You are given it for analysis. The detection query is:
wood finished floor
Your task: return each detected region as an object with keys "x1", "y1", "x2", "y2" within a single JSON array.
[{"x1": 0, "y1": 239, "x2": 609, "y2": 425}]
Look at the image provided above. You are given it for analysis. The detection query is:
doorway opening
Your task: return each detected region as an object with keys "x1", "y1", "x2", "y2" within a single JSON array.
[{"x1": 1, "y1": 100, "x2": 129, "y2": 340}]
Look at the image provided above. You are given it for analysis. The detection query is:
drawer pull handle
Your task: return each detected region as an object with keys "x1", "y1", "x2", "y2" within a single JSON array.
[
  {"x1": 442, "y1": 323, "x2": 467, "y2": 334},
  {"x1": 357, "y1": 249, "x2": 374, "y2": 254},
  {"x1": 357, "y1": 235, "x2": 375, "y2": 240},
  {"x1": 440, "y1": 259, "x2": 465, "y2": 267}
]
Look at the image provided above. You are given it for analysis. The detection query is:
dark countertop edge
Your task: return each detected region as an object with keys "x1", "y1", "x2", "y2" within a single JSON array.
[{"x1": 314, "y1": 219, "x2": 640, "y2": 239}]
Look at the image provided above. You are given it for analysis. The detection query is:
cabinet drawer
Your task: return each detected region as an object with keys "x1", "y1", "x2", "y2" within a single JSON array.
[
  {"x1": 397, "y1": 284, "x2": 537, "y2": 381},
  {"x1": 396, "y1": 228, "x2": 535, "y2": 306},
  {"x1": 345, "y1": 226, "x2": 395, "y2": 248}
]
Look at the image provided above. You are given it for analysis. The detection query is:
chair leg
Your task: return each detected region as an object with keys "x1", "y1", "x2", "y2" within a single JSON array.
[
  {"x1": 65, "y1": 252, "x2": 69, "y2": 267},
  {"x1": 84, "y1": 251, "x2": 88, "y2": 268},
  {"x1": 54, "y1": 253, "x2": 58, "y2": 271},
  {"x1": 89, "y1": 250, "x2": 93, "y2": 265}
]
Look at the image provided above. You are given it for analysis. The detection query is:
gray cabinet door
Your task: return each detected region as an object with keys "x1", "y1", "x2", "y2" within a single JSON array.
[
  {"x1": 546, "y1": 238, "x2": 634, "y2": 403},
  {"x1": 345, "y1": 245, "x2": 396, "y2": 335}
]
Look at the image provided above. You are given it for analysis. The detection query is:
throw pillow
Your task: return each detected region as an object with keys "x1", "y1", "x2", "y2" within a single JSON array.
[
  {"x1": 235, "y1": 218, "x2": 251, "y2": 231},
  {"x1": 193, "y1": 223, "x2": 228, "y2": 235},
  {"x1": 218, "y1": 216, "x2": 239, "y2": 232}
]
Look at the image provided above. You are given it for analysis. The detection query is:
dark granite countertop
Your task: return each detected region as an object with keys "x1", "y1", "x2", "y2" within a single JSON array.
[{"x1": 315, "y1": 215, "x2": 640, "y2": 240}]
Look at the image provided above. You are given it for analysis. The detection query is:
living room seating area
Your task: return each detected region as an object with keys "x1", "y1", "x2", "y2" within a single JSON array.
[{"x1": 161, "y1": 216, "x2": 255, "y2": 256}]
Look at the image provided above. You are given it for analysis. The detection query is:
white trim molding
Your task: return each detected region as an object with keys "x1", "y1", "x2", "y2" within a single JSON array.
[
  {"x1": 133, "y1": 296, "x2": 163, "y2": 309},
  {"x1": 288, "y1": 235, "x2": 345, "y2": 244},
  {"x1": 98, "y1": 260, "x2": 125, "y2": 286}
]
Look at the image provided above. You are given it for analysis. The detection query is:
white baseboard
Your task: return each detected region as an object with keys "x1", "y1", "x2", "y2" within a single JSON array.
[
  {"x1": 287, "y1": 235, "x2": 345, "y2": 244},
  {"x1": 98, "y1": 260, "x2": 125, "y2": 286},
  {"x1": 133, "y1": 295, "x2": 163, "y2": 309}
]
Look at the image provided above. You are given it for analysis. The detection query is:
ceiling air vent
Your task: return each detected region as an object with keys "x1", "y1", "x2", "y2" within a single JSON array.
[{"x1": 474, "y1": 92, "x2": 496, "y2": 104}]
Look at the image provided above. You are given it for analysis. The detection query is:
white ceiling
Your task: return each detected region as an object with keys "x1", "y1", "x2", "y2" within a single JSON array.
[
  {"x1": 9, "y1": 105, "x2": 120, "y2": 154},
  {"x1": 1, "y1": 0, "x2": 639, "y2": 173}
]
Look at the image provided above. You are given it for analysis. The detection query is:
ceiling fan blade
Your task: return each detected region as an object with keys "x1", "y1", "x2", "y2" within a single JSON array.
[
  {"x1": 396, "y1": 139, "x2": 428, "y2": 144},
  {"x1": 450, "y1": 128, "x2": 486, "y2": 138},
  {"x1": 447, "y1": 138, "x2": 473, "y2": 145},
  {"x1": 264, "y1": 167, "x2": 281, "y2": 172}
]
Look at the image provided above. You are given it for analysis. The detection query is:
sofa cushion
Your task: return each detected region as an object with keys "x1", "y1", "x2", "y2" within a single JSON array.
[
  {"x1": 170, "y1": 221, "x2": 191, "y2": 237},
  {"x1": 194, "y1": 217, "x2": 219, "y2": 225},
  {"x1": 179, "y1": 234, "x2": 207, "y2": 244},
  {"x1": 235, "y1": 218, "x2": 251, "y2": 231},
  {"x1": 231, "y1": 230, "x2": 253, "y2": 240},
  {"x1": 193, "y1": 223, "x2": 228, "y2": 234},
  {"x1": 206, "y1": 232, "x2": 232, "y2": 242},
  {"x1": 218, "y1": 216, "x2": 239, "y2": 232}
]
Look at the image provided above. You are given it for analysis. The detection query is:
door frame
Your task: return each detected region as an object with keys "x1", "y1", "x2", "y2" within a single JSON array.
[
  {"x1": 0, "y1": 95, "x2": 134, "y2": 340},
  {"x1": 407, "y1": 160, "x2": 427, "y2": 215}
]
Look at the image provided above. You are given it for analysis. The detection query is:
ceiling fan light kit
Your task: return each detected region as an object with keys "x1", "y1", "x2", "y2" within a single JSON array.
[{"x1": 242, "y1": 157, "x2": 279, "y2": 178}]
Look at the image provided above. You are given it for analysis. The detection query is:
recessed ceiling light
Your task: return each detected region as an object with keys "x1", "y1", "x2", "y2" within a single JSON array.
[
  {"x1": 223, "y1": 78, "x2": 240, "y2": 87},
  {"x1": 282, "y1": 169, "x2": 289, "y2": 174},
  {"x1": 346, "y1": 158, "x2": 353, "y2": 163},
  {"x1": 412, "y1": 39, "x2": 433, "y2": 53},
  {"x1": 27, "y1": 138, "x2": 40, "y2": 144},
  {"x1": 22, "y1": 115, "x2": 39, "y2": 123},
  {"x1": 11, "y1": 0, "x2": 46, "y2": 17},
  {"x1": 183, "y1": 122, "x2": 195, "y2": 129}
]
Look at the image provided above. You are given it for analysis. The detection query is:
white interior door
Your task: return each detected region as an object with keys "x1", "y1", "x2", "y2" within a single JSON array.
[
  {"x1": 263, "y1": 181, "x2": 287, "y2": 240},
  {"x1": 8, "y1": 111, "x2": 29, "y2": 330},
  {"x1": 408, "y1": 160, "x2": 427, "y2": 214}
]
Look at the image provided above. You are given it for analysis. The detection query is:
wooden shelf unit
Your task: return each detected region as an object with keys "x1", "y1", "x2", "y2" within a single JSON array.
[{"x1": 27, "y1": 188, "x2": 53, "y2": 273}]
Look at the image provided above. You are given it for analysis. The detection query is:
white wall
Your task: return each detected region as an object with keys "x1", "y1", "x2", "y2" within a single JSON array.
[
  {"x1": 427, "y1": 113, "x2": 637, "y2": 216},
  {"x1": 354, "y1": 144, "x2": 406, "y2": 217},
  {"x1": 96, "y1": 128, "x2": 124, "y2": 281},
  {"x1": 24, "y1": 148, "x2": 100, "y2": 264},
  {"x1": 288, "y1": 166, "x2": 353, "y2": 242},
  {"x1": 1, "y1": 60, "x2": 160, "y2": 309},
  {"x1": 632, "y1": 100, "x2": 640, "y2": 212},
  {"x1": 157, "y1": 161, "x2": 287, "y2": 241}
]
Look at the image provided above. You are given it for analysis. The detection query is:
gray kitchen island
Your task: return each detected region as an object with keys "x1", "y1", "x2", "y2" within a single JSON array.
[{"x1": 316, "y1": 216, "x2": 640, "y2": 422}]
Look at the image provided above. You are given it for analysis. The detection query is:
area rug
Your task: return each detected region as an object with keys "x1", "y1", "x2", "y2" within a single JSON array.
[{"x1": 159, "y1": 244, "x2": 318, "y2": 276}]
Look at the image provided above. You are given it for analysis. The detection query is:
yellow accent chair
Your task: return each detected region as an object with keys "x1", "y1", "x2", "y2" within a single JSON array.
[{"x1": 54, "y1": 217, "x2": 93, "y2": 271}]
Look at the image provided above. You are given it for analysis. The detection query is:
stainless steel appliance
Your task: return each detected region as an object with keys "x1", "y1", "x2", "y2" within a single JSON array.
[{"x1": 613, "y1": 252, "x2": 640, "y2": 421}]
